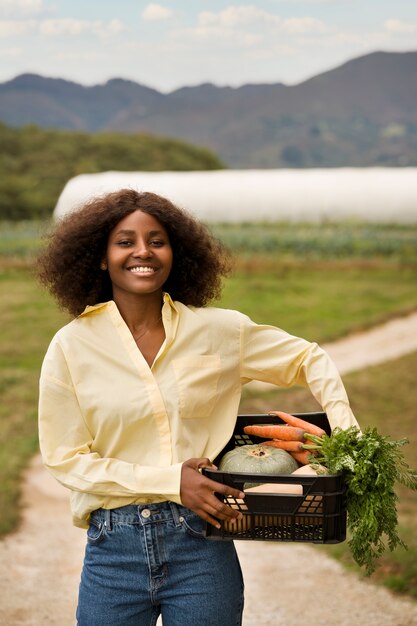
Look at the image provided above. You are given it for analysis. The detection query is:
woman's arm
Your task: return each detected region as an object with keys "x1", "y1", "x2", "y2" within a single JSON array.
[{"x1": 239, "y1": 314, "x2": 359, "y2": 430}]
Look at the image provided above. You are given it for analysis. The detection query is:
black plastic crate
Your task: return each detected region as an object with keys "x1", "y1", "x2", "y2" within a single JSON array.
[{"x1": 203, "y1": 413, "x2": 346, "y2": 544}]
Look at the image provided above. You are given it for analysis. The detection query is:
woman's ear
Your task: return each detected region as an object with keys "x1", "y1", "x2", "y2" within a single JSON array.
[{"x1": 100, "y1": 260, "x2": 108, "y2": 271}]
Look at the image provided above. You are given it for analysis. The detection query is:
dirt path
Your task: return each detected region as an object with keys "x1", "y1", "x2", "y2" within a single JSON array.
[{"x1": 1, "y1": 312, "x2": 417, "y2": 626}]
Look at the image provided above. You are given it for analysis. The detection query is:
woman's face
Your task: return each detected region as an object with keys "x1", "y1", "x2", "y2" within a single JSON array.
[{"x1": 104, "y1": 210, "x2": 173, "y2": 302}]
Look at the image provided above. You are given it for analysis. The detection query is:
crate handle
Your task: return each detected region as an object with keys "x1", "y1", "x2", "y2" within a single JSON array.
[{"x1": 203, "y1": 469, "x2": 319, "y2": 497}]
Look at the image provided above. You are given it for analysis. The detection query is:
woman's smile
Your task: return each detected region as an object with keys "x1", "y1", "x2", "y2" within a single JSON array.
[{"x1": 127, "y1": 265, "x2": 157, "y2": 274}]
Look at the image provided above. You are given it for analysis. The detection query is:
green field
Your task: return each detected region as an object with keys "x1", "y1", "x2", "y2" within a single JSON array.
[
  {"x1": 221, "y1": 263, "x2": 417, "y2": 342},
  {"x1": 212, "y1": 221, "x2": 417, "y2": 264},
  {"x1": 1, "y1": 220, "x2": 416, "y2": 599}
]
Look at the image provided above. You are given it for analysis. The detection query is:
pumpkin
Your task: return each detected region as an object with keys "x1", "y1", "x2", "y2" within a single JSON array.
[{"x1": 218, "y1": 444, "x2": 298, "y2": 476}]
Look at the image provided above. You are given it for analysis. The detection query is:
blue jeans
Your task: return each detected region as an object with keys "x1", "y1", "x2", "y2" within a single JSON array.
[{"x1": 76, "y1": 502, "x2": 244, "y2": 626}]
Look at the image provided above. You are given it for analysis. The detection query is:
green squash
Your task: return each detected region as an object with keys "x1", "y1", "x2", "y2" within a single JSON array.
[{"x1": 218, "y1": 444, "x2": 298, "y2": 476}]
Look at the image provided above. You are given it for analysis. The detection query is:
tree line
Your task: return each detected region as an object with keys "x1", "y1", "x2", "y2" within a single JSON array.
[{"x1": 0, "y1": 123, "x2": 224, "y2": 220}]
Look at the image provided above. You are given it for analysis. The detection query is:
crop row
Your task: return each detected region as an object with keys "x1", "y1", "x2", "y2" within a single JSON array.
[{"x1": 1, "y1": 220, "x2": 417, "y2": 263}]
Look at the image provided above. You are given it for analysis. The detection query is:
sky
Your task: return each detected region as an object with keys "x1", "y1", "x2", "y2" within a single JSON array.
[{"x1": 0, "y1": 0, "x2": 416, "y2": 92}]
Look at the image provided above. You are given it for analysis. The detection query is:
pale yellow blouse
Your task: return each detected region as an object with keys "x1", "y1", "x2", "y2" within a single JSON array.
[{"x1": 38, "y1": 293, "x2": 359, "y2": 528}]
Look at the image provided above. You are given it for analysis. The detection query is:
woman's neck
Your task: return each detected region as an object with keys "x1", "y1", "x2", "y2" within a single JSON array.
[{"x1": 113, "y1": 292, "x2": 163, "y2": 332}]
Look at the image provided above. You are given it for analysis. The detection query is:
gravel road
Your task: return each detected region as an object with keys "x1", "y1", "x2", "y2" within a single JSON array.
[{"x1": 1, "y1": 312, "x2": 417, "y2": 626}]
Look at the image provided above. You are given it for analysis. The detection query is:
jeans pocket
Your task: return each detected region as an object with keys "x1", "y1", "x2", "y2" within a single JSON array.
[
  {"x1": 86, "y1": 520, "x2": 107, "y2": 545},
  {"x1": 179, "y1": 511, "x2": 206, "y2": 539}
]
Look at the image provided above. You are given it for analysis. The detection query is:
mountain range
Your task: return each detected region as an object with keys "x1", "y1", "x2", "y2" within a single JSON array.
[{"x1": 1, "y1": 50, "x2": 416, "y2": 168}]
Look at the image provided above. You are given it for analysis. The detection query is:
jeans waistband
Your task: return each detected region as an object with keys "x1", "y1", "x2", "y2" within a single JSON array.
[{"x1": 90, "y1": 502, "x2": 187, "y2": 530}]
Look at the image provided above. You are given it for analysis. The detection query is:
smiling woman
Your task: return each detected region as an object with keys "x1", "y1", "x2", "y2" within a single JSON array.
[
  {"x1": 37, "y1": 189, "x2": 232, "y2": 316},
  {"x1": 36, "y1": 187, "x2": 359, "y2": 626}
]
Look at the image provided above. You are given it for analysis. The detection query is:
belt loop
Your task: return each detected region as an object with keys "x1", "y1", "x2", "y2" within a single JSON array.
[
  {"x1": 169, "y1": 502, "x2": 181, "y2": 526},
  {"x1": 104, "y1": 508, "x2": 112, "y2": 531}
]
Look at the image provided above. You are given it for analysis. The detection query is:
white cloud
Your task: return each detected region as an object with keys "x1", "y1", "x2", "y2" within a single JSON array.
[
  {"x1": 39, "y1": 18, "x2": 87, "y2": 36},
  {"x1": 39, "y1": 18, "x2": 124, "y2": 37},
  {"x1": 0, "y1": 19, "x2": 36, "y2": 37},
  {"x1": 142, "y1": 4, "x2": 174, "y2": 22},
  {"x1": 296, "y1": 29, "x2": 390, "y2": 49},
  {"x1": 197, "y1": 6, "x2": 329, "y2": 35},
  {"x1": 174, "y1": 24, "x2": 259, "y2": 47},
  {"x1": 283, "y1": 17, "x2": 328, "y2": 34},
  {"x1": 0, "y1": 16, "x2": 124, "y2": 39},
  {"x1": 175, "y1": 5, "x2": 331, "y2": 50},
  {"x1": 0, "y1": 0, "x2": 43, "y2": 17},
  {"x1": 106, "y1": 19, "x2": 125, "y2": 35},
  {"x1": 199, "y1": 6, "x2": 281, "y2": 27},
  {"x1": 384, "y1": 19, "x2": 417, "y2": 34}
]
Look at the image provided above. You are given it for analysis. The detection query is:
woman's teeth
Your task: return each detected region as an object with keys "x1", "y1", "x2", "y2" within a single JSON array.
[{"x1": 129, "y1": 266, "x2": 155, "y2": 273}]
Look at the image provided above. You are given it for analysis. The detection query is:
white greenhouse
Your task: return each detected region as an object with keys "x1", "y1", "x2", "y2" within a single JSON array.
[{"x1": 54, "y1": 168, "x2": 417, "y2": 223}]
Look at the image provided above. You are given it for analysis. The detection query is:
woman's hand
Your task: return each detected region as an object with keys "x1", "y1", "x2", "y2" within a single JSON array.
[{"x1": 180, "y1": 457, "x2": 245, "y2": 528}]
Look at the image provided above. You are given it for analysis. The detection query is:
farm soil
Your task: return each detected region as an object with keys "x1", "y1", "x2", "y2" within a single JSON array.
[{"x1": 1, "y1": 312, "x2": 417, "y2": 626}]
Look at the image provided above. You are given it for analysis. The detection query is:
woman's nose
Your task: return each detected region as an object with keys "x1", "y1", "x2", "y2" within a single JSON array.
[{"x1": 132, "y1": 241, "x2": 152, "y2": 258}]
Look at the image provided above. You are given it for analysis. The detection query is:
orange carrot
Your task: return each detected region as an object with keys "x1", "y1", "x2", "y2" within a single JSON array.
[
  {"x1": 243, "y1": 424, "x2": 306, "y2": 441},
  {"x1": 262, "y1": 440, "x2": 304, "y2": 452},
  {"x1": 290, "y1": 450, "x2": 314, "y2": 465},
  {"x1": 268, "y1": 411, "x2": 326, "y2": 438}
]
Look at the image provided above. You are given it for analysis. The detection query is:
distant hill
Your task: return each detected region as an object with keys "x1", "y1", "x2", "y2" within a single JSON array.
[
  {"x1": 0, "y1": 124, "x2": 224, "y2": 220},
  {"x1": 1, "y1": 50, "x2": 416, "y2": 168}
]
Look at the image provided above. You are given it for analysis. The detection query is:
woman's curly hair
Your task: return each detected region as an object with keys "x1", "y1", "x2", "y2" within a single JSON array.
[{"x1": 37, "y1": 189, "x2": 233, "y2": 317}]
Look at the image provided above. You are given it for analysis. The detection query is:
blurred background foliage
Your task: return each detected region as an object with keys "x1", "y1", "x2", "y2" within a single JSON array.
[{"x1": 0, "y1": 122, "x2": 225, "y2": 220}]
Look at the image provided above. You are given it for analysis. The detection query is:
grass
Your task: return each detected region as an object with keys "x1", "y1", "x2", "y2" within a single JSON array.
[
  {"x1": 220, "y1": 262, "x2": 417, "y2": 342},
  {"x1": 239, "y1": 351, "x2": 417, "y2": 599},
  {"x1": 0, "y1": 268, "x2": 67, "y2": 534},
  {"x1": 0, "y1": 219, "x2": 416, "y2": 599},
  {"x1": 213, "y1": 221, "x2": 417, "y2": 342}
]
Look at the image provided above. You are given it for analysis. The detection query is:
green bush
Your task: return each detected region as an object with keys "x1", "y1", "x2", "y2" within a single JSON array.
[{"x1": 0, "y1": 123, "x2": 225, "y2": 220}]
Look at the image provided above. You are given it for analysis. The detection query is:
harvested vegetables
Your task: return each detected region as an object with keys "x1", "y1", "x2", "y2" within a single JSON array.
[
  {"x1": 287, "y1": 449, "x2": 312, "y2": 465},
  {"x1": 262, "y1": 439, "x2": 305, "y2": 452},
  {"x1": 244, "y1": 413, "x2": 322, "y2": 465},
  {"x1": 268, "y1": 410, "x2": 326, "y2": 438},
  {"x1": 218, "y1": 444, "x2": 298, "y2": 475},
  {"x1": 291, "y1": 463, "x2": 328, "y2": 475},
  {"x1": 243, "y1": 424, "x2": 306, "y2": 441},
  {"x1": 243, "y1": 413, "x2": 417, "y2": 575},
  {"x1": 304, "y1": 426, "x2": 417, "y2": 575}
]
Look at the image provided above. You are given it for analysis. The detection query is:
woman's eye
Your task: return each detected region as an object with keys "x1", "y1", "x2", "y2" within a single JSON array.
[
  {"x1": 150, "y1": 240, "x2": 164, "y2": 247},
  {"x1": 117, "y1": 240, "x2": 132, "y2": 247}
]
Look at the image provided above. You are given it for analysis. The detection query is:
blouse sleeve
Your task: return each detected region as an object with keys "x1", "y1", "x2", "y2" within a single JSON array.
[
  {"x1": 38, "y1": 339, "x2": 183, "y2": 501},
  {"x1": 239, "y1": 314, "x2": 360, "y2": 431}
]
